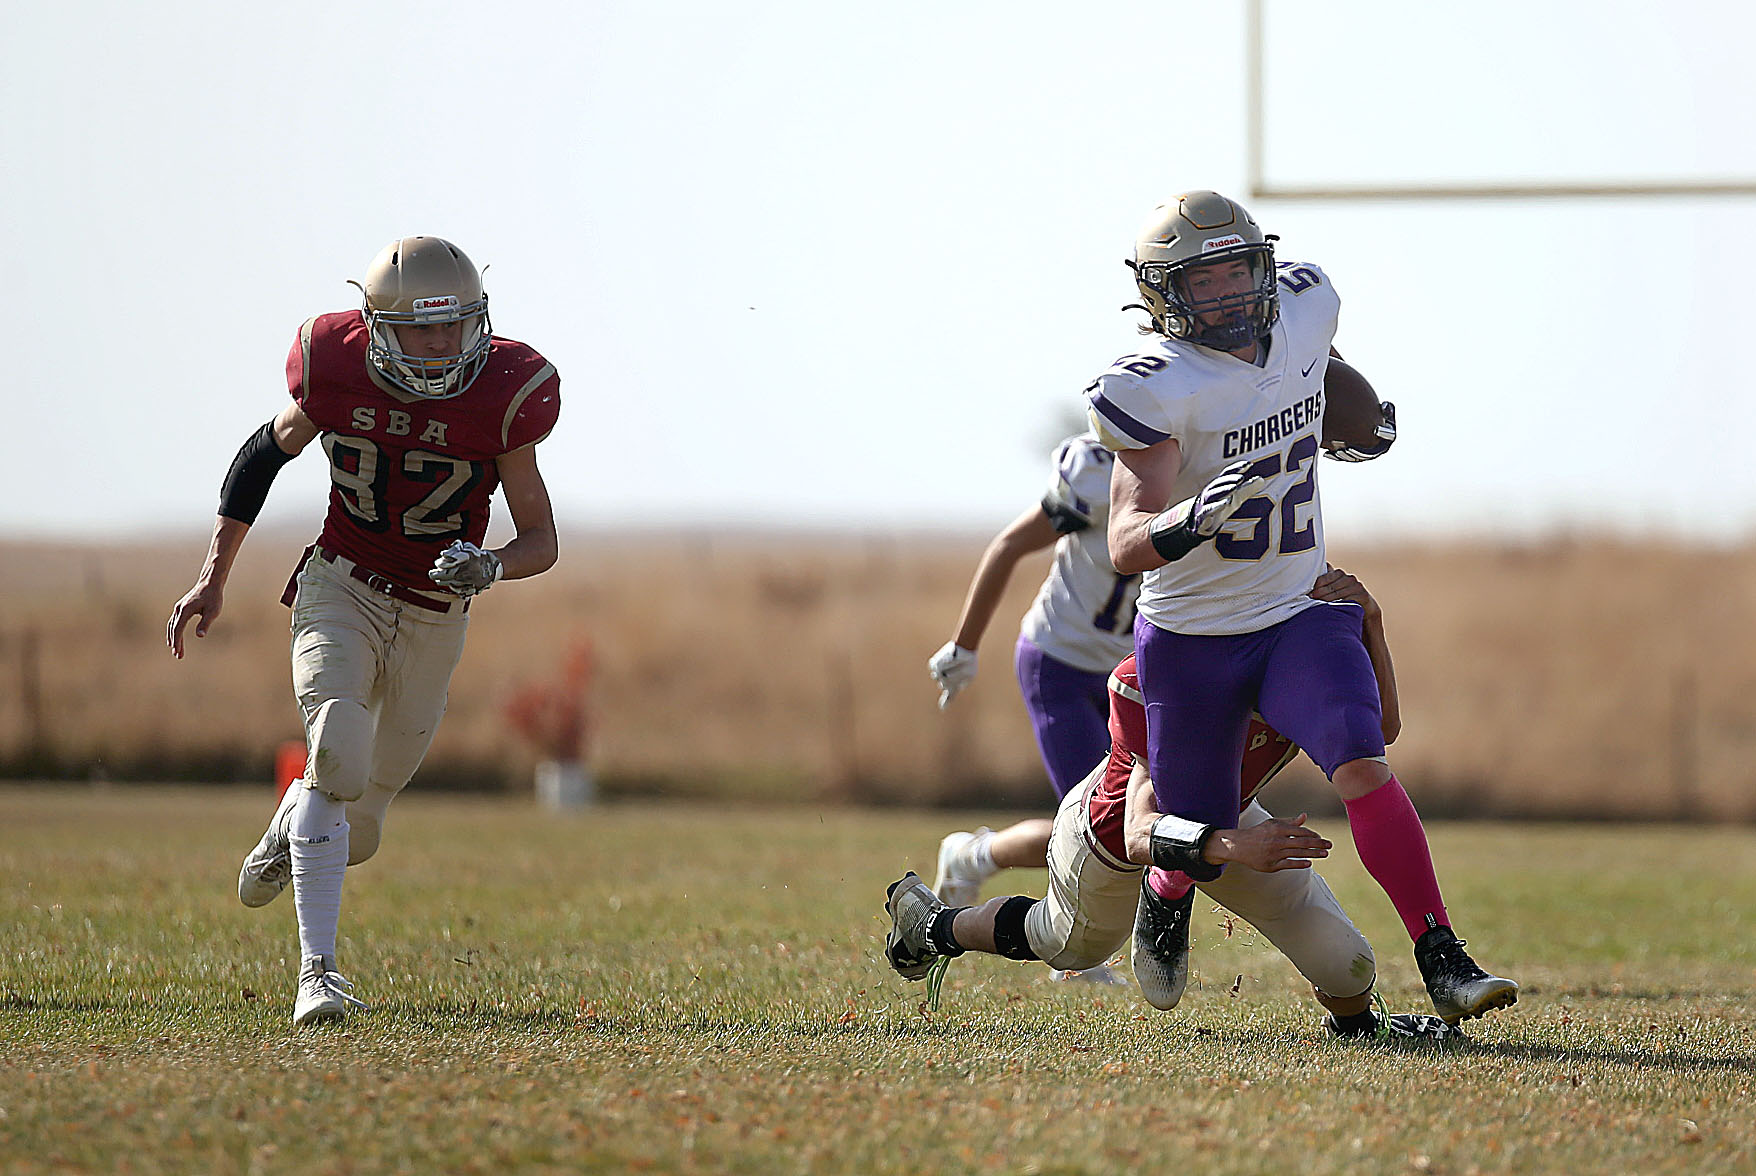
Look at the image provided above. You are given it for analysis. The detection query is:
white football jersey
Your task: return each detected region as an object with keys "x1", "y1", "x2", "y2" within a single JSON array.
[
  {"x1": 1019, "y1": 434, "x2": 1140, "y2": 674},
  {"x1": 1084, "y1": 261, "x2": 1341, "y2": 636}
]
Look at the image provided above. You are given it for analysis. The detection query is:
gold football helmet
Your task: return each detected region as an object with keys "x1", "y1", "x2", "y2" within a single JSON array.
[
  {"x1": 356, "y1": 236, "x2": 492, "y2": 399},
  {"x1": 1127, "y1": 191, "x2": 1279, "y2": 350}
]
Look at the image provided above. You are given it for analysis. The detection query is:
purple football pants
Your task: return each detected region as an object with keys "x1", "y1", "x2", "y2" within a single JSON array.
[
  {"x1": 1014, "y1": 635, "x2": 1114, "y2": 799},
  {"x1": 1134, "y1": 603, "x2": 1384, "y2": 830}
]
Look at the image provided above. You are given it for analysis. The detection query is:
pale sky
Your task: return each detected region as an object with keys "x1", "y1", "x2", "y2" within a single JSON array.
[{"x1": 5, "y1": 0, "x2": 1754, "y2": 544}]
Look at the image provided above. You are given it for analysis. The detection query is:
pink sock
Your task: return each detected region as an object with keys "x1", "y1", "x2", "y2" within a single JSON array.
[
  {"x1": 1146, "y1": 866, "x2": 1194, "y2": 902},
  {"x1": 1343, "y1": 775, "x2": 1449, "y2": 942}
]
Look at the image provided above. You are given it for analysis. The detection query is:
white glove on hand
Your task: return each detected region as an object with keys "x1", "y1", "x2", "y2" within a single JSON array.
[
  {"x1": 428, "y1": 540, "x2": 503, "y2": 597},
  {"x1": 1148, "y1": 460, "x2": 1271, "y2": 563},
  {"x1": 927, "y1": 642, "x2": 978, "y2": 710},
  {"x1": 1188, "y1": 460, "x2": 1272, "y2": 536}
]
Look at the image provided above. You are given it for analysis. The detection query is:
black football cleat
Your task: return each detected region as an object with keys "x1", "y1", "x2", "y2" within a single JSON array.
[
  {"x1": 1131, "y1": 878, "x2": 1194, "y2": 1011},
  {"x1": 884, "y1": 872, "x2": 947, "y2": 982},
  {"x1": 1326, "y1": 1008, "x2": 1467, "y2": 1041},
  {"x1": 1414, "y1": 926, "x2": 1519, "y2": 1025}
]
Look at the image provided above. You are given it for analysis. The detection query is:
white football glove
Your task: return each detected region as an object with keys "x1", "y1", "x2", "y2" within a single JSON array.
[
  {"x1": 428, "y1": 540, "x2": 503, "y2": 597},
  {"x1": 927, "y1": 642, "x2": 978, "y2": 710},
  {"x1": 1147, "y1": 460, "x2": 1271, "y2": 563},
  {"x1": 1324, "y1": 400, "x2": 1397, "y2": 462}
]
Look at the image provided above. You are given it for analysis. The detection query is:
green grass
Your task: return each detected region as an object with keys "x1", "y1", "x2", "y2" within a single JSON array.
[{"x1": 3, "y1": 787, "x2": 1754, "y2": 1175}]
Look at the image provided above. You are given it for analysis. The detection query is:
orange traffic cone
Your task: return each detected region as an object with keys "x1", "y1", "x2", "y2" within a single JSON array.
[{"x1": 275, "y1": 741, "x2": 308, "y2": 802}]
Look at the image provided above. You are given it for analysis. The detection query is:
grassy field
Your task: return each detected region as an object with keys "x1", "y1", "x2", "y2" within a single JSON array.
[{"x1": 4, "y1": 787, "x2": 1755, "y2": 1175}]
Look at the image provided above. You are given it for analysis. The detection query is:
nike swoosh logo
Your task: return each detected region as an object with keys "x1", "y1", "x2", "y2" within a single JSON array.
[{"x1": 1302, "y1": 358, "x2": 1320, "y2": 377}]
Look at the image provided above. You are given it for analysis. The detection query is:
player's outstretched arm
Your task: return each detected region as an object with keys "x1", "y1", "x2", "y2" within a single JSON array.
[
  {"x1": 1121, "y1": 758, "x2": 1331, "y2": 873},
  {"x1": 489, "y1": 443, "x2": 558, "y2": 581},
  {"x1": 929, "y1": 505, "x2": 1061, "y2": 708},
  {"x1": 1202, "y1": 815, "x2": 1332, "y2": 872},
  {"x1": 166, "y1": 403, "x2": 318, "y2": 659},
  {"x1": 166, "y1": 517, "x2": 250, "y2": 659}
]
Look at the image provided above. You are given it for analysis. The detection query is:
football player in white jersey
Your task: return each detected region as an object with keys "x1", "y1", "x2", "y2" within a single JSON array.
[
  {"x1": 1086, "y1": 190, "x2": 1516, "y2": 1025},
  {"x1": 926, "y1": 434, "x2": 1140, "y2": 983}
]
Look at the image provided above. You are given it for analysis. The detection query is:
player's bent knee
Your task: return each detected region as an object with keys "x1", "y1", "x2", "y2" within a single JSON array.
[
  {"x1": 1049, "y1": 944, "x2": 1118, "y2": 973},
  {"x1": 307, "y1": 698, "x2": 372, "y2": 802},
  {"x1": 1296, "y1": 933, "x2": 1376, "y2": 1000},
  {"x1": 1311, "y1": 955, "x2": 1377, "y2": 1003},
  {"x1": 1331, "y1": 756, "x2": 1392, "y2": 796},
  {"x1": 1306, "y1": 701, "x2": 1389, "y2": 781},
  {"x1": 347, "y1": 812, "x2": 382, "y2": 865},
  {"x1": 345, "y1": 782, "x2": 397, "y2": 865}
]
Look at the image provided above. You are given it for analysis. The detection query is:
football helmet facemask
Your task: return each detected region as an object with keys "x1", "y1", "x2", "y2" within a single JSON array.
[
  {"x1": 355, "y1": 236, "x2": 492, "y2": 399},
  {"x1": 1127, "y1": 191, "x2": 1279, "y2": 351}
]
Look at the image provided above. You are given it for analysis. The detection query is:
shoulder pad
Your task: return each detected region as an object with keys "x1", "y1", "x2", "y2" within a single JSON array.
[
  {"x1": 495, "y1": 354, "x2": 561, "y2": 451},
  {"x1": 477, "y1": 344, "x2": 558, "y2": 452},
  {"x1": 1041, "y1": 435, "x2": 1114, "y2": 529},
  {"x1": 1107, "y1": 353, "x2": 1173, "y2": 379},
  {"x1": 1275, "y1": 260, "x2": 1335, "y2": 297},
  {"x1": 1084, "y1": 362, "x2": 1180, "y2": 452}
]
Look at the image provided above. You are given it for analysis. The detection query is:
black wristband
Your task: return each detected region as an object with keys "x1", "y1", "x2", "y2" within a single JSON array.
[
  {"x1": 1147, "y1": 510, "x2": 1205, "y2": 564},
  {"x1": 218, "y1": 421, "x2": 296, "y2": 524},
  {"x1": 1148, "y1": 814, "x2": 1222, "y2": 882}
]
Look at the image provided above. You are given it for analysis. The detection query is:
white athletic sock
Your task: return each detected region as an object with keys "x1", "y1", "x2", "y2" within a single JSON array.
[
  {"x1": 969, "y1": 828, "x2": 997, "y2": 878},
  {"x1": 291, "y1": 789, "x2": 349, "y2": 962}
]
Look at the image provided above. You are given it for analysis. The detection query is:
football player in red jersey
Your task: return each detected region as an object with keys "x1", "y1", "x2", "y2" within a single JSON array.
[
  {"x1": 166, "y1": 236, "x2": 562, "y2": 1026},
  {"x1": 886, "y1": 569, "x2": 1463, "y2": 1040}
]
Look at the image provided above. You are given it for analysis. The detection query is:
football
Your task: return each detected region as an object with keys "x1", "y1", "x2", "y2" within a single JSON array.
[{"x1": 1319, "y1": 357, "x2": 1386, "y2": 453}]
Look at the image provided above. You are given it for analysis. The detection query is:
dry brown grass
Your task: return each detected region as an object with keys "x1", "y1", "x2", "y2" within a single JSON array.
[{"x1": 4, "y1": 530, "x2": 1755, "y2": 819}]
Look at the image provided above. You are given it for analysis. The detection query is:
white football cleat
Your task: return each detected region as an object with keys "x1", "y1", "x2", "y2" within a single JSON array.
[
  {"x1": 933, "y1": 827, "x2": 994, "y2": 908},
  {"x1": 238, "y1": 785, "x2": 301, "y2": 908},
  {"x1": 1049, "y1": 964, "x2": 1130, "y2": 986},
  {"x1": 293, "y1": 954, "x2": 368, "y2": 1026}
]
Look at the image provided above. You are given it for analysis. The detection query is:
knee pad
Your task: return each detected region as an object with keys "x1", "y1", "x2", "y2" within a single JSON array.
[
  {"x1": 345, "y1": 782, "x2": 398, "y2": 866},
  {"x1": 1055, "y1": 944, "x2": 1121, "y2": 973},
  {"x1": 1311, "y1": 948, "x2": 1377, "y2": 1003},
  {"x1": 992, "y1": 896, "x2": 1040, "y2": 961},
  {"x1": 1314, "y1": 971, "x2": 1377, "y2": 1006},
  {"x1": 307, "y1": 698, "x2": 372, "y2": 802},
  {"x1": 347, "y1": 810, "x2": 381, "y2": 866}
]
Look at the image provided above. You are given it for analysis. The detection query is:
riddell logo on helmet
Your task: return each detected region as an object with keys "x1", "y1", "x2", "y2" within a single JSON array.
[
  {"x1": 412, "y1": 296, "x2": 460, "y2": 312},
  {"x1": 1201, "y1": 235, "x2": 1246, "y2": 252}
]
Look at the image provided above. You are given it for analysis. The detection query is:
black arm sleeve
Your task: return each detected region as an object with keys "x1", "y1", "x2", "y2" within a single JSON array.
[{"x1": 218, "y1": 421, "x2": 297, "y2": 524}]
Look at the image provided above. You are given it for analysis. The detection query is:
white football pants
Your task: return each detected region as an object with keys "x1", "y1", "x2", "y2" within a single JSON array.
[
  {"x1": 288, "y1": 554, "x2": 470, "y2": 863},
  {"x1": 1025, "y1": 772, "x2": 1376, "y2": 1001}
]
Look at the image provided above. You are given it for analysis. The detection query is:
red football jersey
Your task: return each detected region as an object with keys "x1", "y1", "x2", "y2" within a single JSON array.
[
  {"x1": 1086, "y1": 653, "x2": 1300, "y2": 861},
  {"x1": 287, "y1": 311, "x2": 561, "y2": 589}
]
